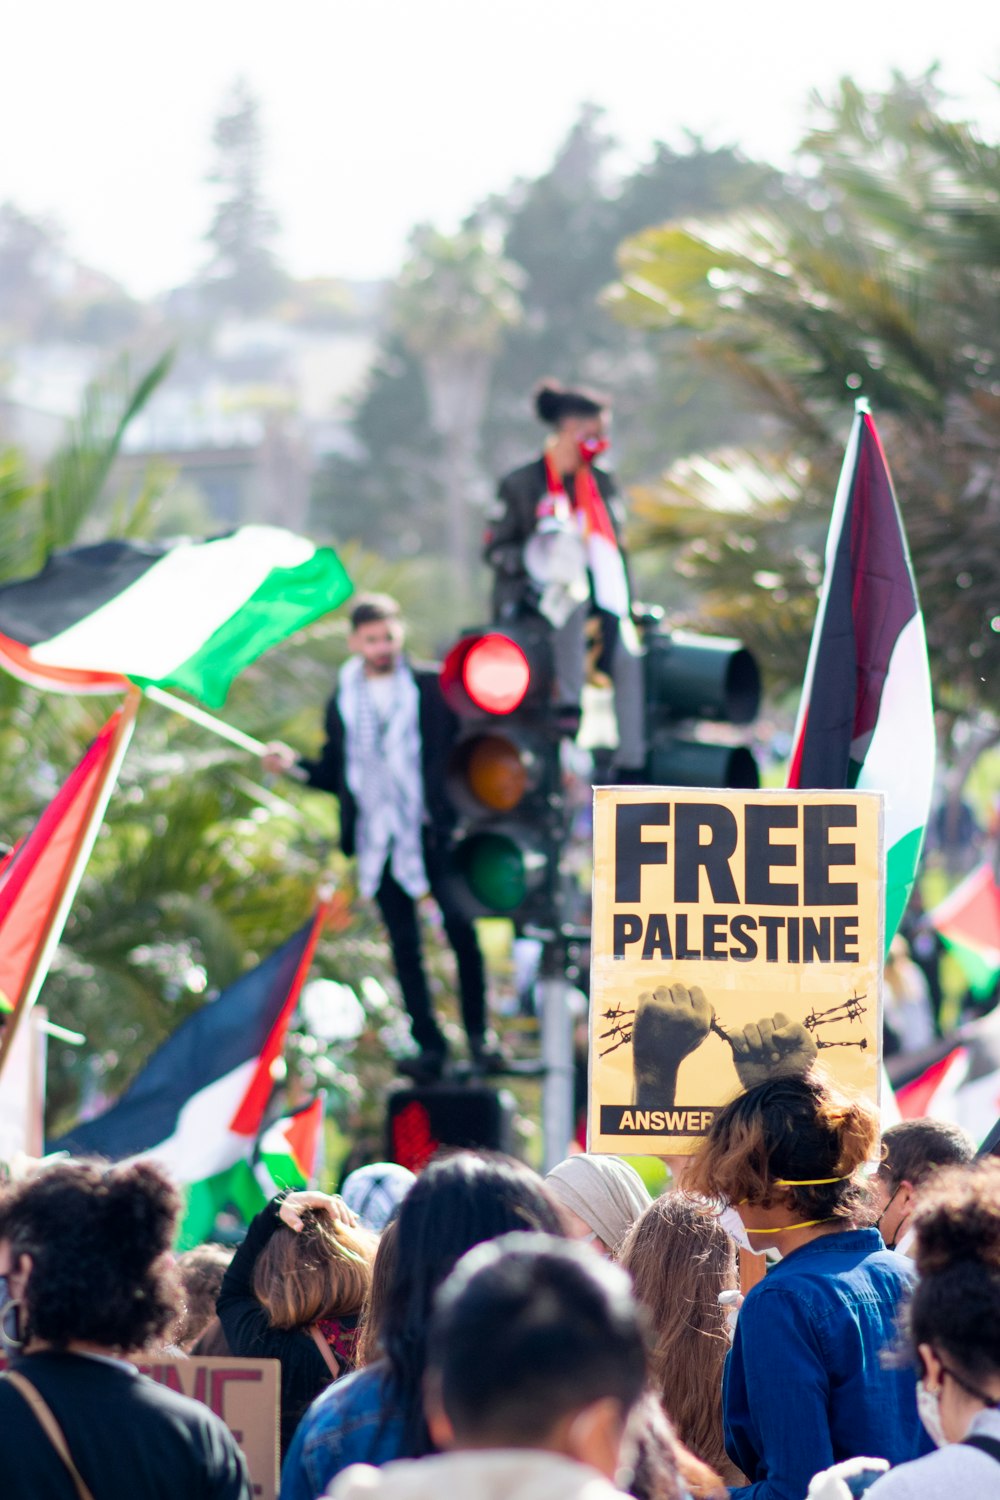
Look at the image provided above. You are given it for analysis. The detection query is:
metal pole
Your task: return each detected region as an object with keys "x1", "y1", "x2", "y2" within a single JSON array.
[{"x1": 539, "y1": 941, "x2": 575, "y2": 1172}]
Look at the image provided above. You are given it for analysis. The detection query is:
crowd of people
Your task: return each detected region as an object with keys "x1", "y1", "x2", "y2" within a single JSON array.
[{"x1": 2, "y1": 1074, "x2": 997, "y2": 1500}]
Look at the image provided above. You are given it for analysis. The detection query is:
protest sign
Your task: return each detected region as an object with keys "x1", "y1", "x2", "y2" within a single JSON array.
[
  {"x1": 137, "y1": 1356, "x2": 279, "y2": 1499},
  {"x1": 589, "y1": 787, "x2": 884, "y2": 1155}
]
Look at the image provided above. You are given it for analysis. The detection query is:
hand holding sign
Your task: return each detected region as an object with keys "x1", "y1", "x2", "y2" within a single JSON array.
[
  {"x1": 729, "y1": 1012, "x2": 817, "y2": 1090},
  {"x1": 633, "y1": 983, "x2": 713, "y2": 1110}
]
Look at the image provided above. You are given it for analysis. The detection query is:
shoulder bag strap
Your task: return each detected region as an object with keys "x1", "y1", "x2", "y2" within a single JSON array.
[
  {"x1": 309, "y1": 1324, "x2": 342, "y2": 1379},
  {"x1": 3, "y1": 1369, "x2": 97, "y2": 1500},
  {"x1": 963, "y1": 1433, "x2": 1000, "y2": 1464}
]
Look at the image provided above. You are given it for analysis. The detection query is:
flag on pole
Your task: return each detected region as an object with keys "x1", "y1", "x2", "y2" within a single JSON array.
[
  {"x1": 50, "y1": 909, "x2": 327, "y2": 1247},
  {"x1": 0, "y1": 526, "x2": 353, "y2": 707},
  {"x1": 0, "y1": 702, "x2": 139, "y2": 1080},
  {"x1": 787, "y1": 401, "x2": 935, "y2": 953},
  {"x1": 930, "y1": 863, "x2": 1000, "y2": 1001},
  {"x1": 256, "y1": 1096, "x2": 325, "y2": 1194}
]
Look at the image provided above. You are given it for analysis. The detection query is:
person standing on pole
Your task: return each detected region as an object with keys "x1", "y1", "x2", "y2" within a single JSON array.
[
  {"x1": 264, "y1": 593, "x2": 499, "y2": 1083},
  {"x1": 484, "y1": 381, "x2": 646, "y2": 776}
]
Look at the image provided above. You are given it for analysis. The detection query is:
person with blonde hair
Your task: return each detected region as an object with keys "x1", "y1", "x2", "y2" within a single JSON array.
[
  {"x1": 685, "y1": 1071, "x2": 926, "y2": 1500},
  {"x1": 217, "y1": 1190, "x2": 377, "y2": 1458},
  {"x1": 618, "y1": 1192, "x2": 742, "y2": 1485}
]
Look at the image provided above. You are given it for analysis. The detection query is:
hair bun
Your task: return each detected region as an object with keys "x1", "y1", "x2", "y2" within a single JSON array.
[
  {"x1": 100, "y1": 1162, "x2": 179, "y2": 1269},
  {"x1": 534, "y1": 381, "x2": 565, "y2": 424},
  {"x1": 913, "y1": 1162, "x2": 1000, "y2": 1276}
]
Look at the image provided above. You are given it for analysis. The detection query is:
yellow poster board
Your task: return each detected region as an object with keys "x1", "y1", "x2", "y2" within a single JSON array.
[{"x1": 588, "y1": 787, "x2": 884, "y2": 1155}]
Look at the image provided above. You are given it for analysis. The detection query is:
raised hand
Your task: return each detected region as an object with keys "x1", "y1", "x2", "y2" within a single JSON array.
[
  {"x1": 632, "y1": 983, "x2": 714, "y2": 1109},
  {"x1": 278, "y1": 1191, "x2": 358, "y2": 1234},
  {"x1": 730, "y1": 1012, "x2": 818, "y2": 1091}
]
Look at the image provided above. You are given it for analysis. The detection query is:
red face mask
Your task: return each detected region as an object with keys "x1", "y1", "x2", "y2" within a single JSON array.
[{"x1": 577, "y1": 435, "x2": 609, "y2": 464}]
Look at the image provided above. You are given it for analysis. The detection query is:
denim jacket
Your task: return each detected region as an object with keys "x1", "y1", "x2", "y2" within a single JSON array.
[
  {"x1": 724, "y1": 1229, "x2": 927, "y2": 1500},
  {"x1": 280, "y1": 1363, "x2": 407, "y2": 1500}
]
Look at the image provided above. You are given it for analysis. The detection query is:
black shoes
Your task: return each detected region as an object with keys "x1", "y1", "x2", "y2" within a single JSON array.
[
  {"x1": 396, "y1": 1048, "x2": 447, "y2": 1085},
  {"x1": 468, "y1": 1032, "x2": 509, "y2": 1076}
]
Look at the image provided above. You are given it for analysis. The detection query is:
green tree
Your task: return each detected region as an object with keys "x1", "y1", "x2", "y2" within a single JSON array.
[
  {"x1": 202, "y1": 78, "x2": 287, "y2": 315},
  {"x1": 612, "y1": 72, "x2": 1000, "y2": 712}
]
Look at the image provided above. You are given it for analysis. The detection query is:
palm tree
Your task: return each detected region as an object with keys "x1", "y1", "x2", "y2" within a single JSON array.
[
  {"x1": 392, "y1": 226, "x2": 523, "y2": 610},
  {"x1": 610, "y1": 73, "x2": 1000, "y2": 720}
]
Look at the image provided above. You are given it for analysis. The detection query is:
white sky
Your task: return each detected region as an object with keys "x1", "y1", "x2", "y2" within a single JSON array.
[{"x1": 4, "y1": 0, "x2": 1000, "y2": 298}]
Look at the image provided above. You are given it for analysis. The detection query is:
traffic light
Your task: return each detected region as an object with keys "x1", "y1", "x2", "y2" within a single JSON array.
[
  {"x1": 440, "y1": 620, "x2": 565, "y2": 925},
  {"x1": 387, "y1": 1084, "x2": 516, "y2": 1172},
  {"x1": 643, "y1": 627, "x2": 761, "y2": 788}
]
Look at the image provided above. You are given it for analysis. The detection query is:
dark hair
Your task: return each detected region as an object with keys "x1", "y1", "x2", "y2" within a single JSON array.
[
  {"x1": 173, "y1": 1243, "x2": 233, "y2": 1348},
  {"x1": 685, "y1": 1071, "x2": 877, "y2": 1225},
  {"x1": 350, "y1": 593, "x2": 401, "y2": 630},
  {"x1": 906, "y1": 1160, "x2": 1000, "y2": 1386},
  {"x1": 381, "y1": 1152, "x2": 565, "y2": 1455},
  {"x1": 357, "y1": 1215, "x2": 400, "y2": 1367},
  {"x1": 0, "y1": 1159, "x2": 180, "y2": 1351},
  {"x1": 534, "y1": 380, "x2": 606, "y2": 427},
  {"x1": 618, "y1": 1193, "x2": 736, "y2": 1478},
  {"x1": 429, "y1": 1233, "x2": 648, "y2": 1444},
  {"x1": 878, "y1": 1119, "x2": 976, "y2": 1190}
]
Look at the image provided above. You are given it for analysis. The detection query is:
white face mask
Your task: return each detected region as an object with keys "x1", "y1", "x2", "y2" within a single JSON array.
[
  {"x1": 916, "y1": 1380, "x2": 947, "y2": 1448},
  {"x1": 716, "y1": 1204, "x2": 766, "y2": 1257}
]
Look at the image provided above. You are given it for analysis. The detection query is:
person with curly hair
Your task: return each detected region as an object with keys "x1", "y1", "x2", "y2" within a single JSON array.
[
  {"x1": 857, "y1": 1158, "x2": 1000, "y2": 1496},
  {"x1": 0, "y1": 1158, "x2": 250, "y2": 1499},
  {"x1": 685, "y1": 1071, "x2": 927, "y2": 1500}
]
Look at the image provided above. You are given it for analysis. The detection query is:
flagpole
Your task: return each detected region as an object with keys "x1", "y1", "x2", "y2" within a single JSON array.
[
  {"x1": 142, "y1": 684, "x2": 271, "y2": 758},
  {"x1": 786, "y1": 404, "x2": 864, "y2": 785},
  {"x1": 0, "y1": 688, "x2": 141, "y2": 1083}
]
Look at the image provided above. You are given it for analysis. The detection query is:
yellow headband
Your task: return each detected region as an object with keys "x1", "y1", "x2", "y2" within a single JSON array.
[
  {"x1": 745, "y1": 1219, "x2": 834, "y2": 1233},
  {"x1": 772, "y1": 1175, "x2": 850, "y2": 1187}
]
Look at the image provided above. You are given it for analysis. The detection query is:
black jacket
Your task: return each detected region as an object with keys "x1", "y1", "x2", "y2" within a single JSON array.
[
  {"x1": 484, "y1": 455, "x2": 629, "y2": 615},
  {"x1": 298, "y1": 660, "x2": 460, "y2": 855},
  {"x1": 216, "y1": 1197, "x2": 356, "y2": 1460},
  {"x1": 0, "y1": 1350, "x2": 250, "y2": 1499}
]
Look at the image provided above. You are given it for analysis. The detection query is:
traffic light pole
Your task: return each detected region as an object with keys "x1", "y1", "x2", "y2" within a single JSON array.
[{"x1": 538, "y1": 953, "x2": 576, "y2": 1172}]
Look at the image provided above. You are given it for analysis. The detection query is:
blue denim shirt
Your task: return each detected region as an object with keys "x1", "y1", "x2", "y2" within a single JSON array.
[
  {"x1": 725, "y1": 1230, "x2": 927, "y2": 1500},
  {"x1": 280, "y1": 1363, "x2": 407, "y2": 1500}
]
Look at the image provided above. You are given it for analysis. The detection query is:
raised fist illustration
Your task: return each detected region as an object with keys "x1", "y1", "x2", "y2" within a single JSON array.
[
  {"x1": 730, "y1": 1012, "x2": 818, "y2": 1091},
  {"x1": 632, "y1": 983, "x2": 714, "y2": 1109}
]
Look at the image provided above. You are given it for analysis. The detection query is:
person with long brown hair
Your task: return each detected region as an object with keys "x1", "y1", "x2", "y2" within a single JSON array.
[
  {"x1": 618, "y1": 1192, "x2": 742, "y2": 1486},
  {"x1": 685, "y1": 1071, "x2": 927, "y2": 1500},
  {"x1": 217, "y1": 1190, "x2": 377, "y2": 1459}
]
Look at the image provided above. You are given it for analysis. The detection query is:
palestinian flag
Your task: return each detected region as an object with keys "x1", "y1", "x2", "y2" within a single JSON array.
[
  {"x1": 889, "y1": 1010, "x2": 1000, "y2": 1148},
  {"x1": 930, "y1": 863, "x2": 1000, "y2": 1001},
  {"x1": 0, "y1": 706, "x2": 137, "y2": 1077},
  {"x1": 50, "y1": 909, "x2": 327, "y2": 1247},
  {"x1": 256, "y1": 1096, "x2": 325, "y2": 1195},
  {"x1": 0, "y1": 525, "x2": 353, "y2": 707},
  {"x1": 787, "y1": 401, "x2": 935, "y2": 954}
]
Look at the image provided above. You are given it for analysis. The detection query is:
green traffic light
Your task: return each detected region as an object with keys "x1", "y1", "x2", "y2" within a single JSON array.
[{"x1": 459, "y1": 831, "x2": 528, "y2": 913}]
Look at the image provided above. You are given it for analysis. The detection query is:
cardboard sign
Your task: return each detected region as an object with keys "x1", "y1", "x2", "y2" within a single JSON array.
[
  {"x1": 136, "y1": 1356, "x2": 279, "y2": 1500},
  {"x1": 588, "y1": 787, "x2": 884, "y2": 1154}
]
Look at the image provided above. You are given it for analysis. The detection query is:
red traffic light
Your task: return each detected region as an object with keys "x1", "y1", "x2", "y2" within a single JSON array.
[{"x1": 441, "y1": 632, "x2": 530, "y2": 716}]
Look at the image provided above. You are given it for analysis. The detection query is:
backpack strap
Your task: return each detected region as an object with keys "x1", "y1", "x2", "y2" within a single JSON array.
[
  {"x1": 309, "y1": 1324, "x2": 342, "y2": 1379},
  {"x1": 962, "y1": 1434, "x2": 1000, "y2": 1464},
  {"x1": 3, "y1": 1369, "x2": 96, "y2": 1500}
]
